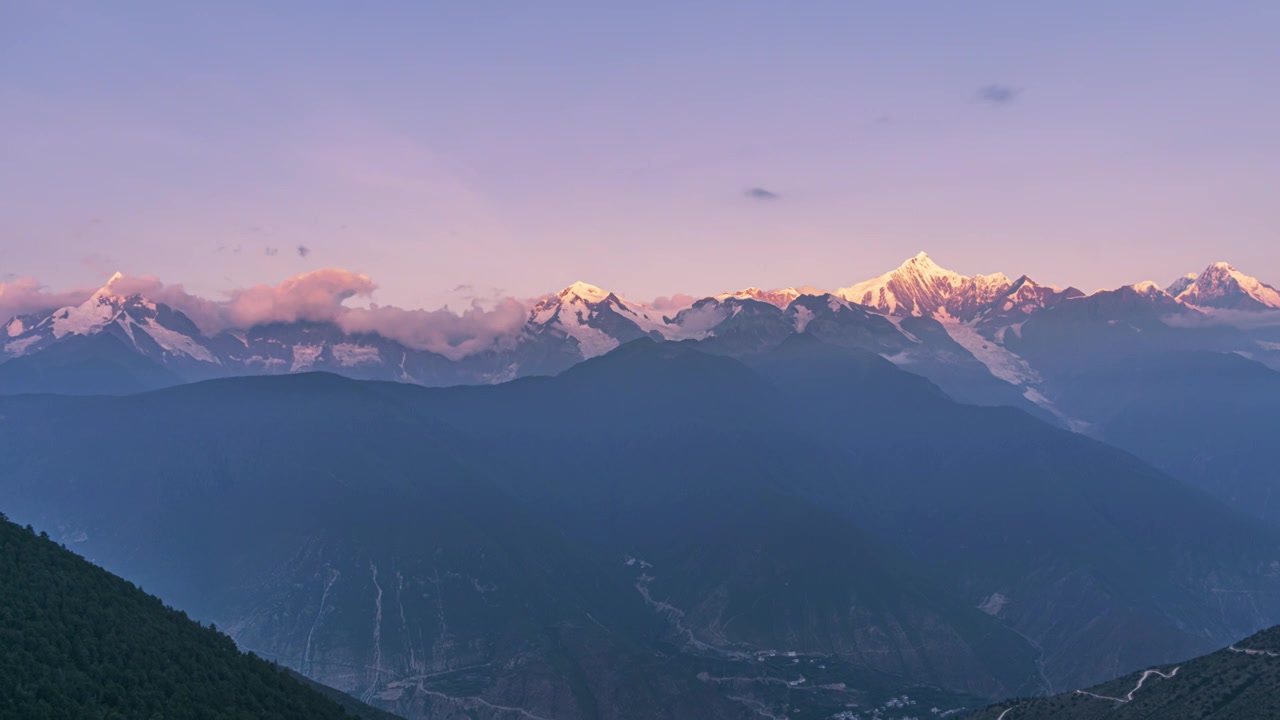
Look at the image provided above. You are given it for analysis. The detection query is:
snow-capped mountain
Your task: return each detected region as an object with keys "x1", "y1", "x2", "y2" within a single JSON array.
[
  {"x1": 668, "y1": 295, "x2": 793, "y2": 351},
  {"x1": 525, "y1": 281, "x2": 674, "y2": 358},
  {"x1": 784, "y1": 293, "x2": 911, "y2": 354},
  {"x1": 1173, "y1": 262, "x2": 1280, "y2": 311},
  {"x1": 3, "y1": 272, "x2": 218, "y2": 366},
  {"x1": 975, "y1": 276, "x2": 1084, "y2": 329},
  {"x1": 714, "y1": 286, "x2": 803, "y2": 309},
  {"x1": 3, "y1": 255, "x2": 1277, "y2": 408},
  {"x1": 1166, "y1": 273, "x2": 1199, "y2": 297},
  {"x1": 835, "y1": 252, "x2": 1012, "y2": 321}
]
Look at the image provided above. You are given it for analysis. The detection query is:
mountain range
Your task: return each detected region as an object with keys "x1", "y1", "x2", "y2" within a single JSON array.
[
  {"x1": 6, "y1": 253, "x2": 1280, "y2": 528},
  {"x1": 6, "y1": 255, "x2": 1278, "y2": 397}
]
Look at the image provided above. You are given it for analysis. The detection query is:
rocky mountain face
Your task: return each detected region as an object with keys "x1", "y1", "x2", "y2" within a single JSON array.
[
  {"x1": 2, "y1": 272, "x2": 218, "y2": 372},
  {"x1": 835, "y1": 251, "x2": 1015, "y2": 321},
  {"x1": 975, "y1": 276, "x2": 1085, "y2": 329},
  {"x1": 1172, "y1": 261, "x2": 1280, "y2": 311},
  {"x1": 714, "y1": 286, "x2": 804, "y2": 309},
  {"x1": 5, "y1": 340, "x2": 1280, "y2": 719}
]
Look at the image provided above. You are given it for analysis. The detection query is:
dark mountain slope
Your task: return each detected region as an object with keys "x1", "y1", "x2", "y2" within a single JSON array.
[
  {"x1": 0, "y1": 356, "x2": 1034, "y2": 710},
  {"x1": 1064, "y1": 351, "x2": 1280, "y2": 526},
  {"x1": 990, "y1": 288, "x2": 1280, "y2": 526},
  {"x1": 367, "y1": 337, "x2": 1280, "y2": 693},
  {"x1": 287, "y1": 672, "x2": 406, "y2": 720},
  {"x1": 742, "y1": 335, "x2": 1280, "y2": 691},
  {"x1": 641, "y1": 490, "x2": 1041, "y2": 696},
  {"x1": 0, "y1": 511, "x2": 396, "y2": 720},
  {"x1": 970, "y1": 625, "x2": 1280, "y2": 720},
  {"x1": 0, "y1": 331, "x2": 181, "y2": 395},
  {"x1": 0, "y1": 373, "x2": 752, "y2": 720}
]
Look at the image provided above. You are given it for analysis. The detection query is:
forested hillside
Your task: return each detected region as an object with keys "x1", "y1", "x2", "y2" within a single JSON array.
[
  {"x1": 970, "y1": 626, "x2": 1280, "y2": 719},
  {"x1": 0, "y1": 512, "x2": 397, "y2": 720}
]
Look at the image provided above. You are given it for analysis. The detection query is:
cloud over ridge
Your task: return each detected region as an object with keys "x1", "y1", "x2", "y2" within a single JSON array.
[{"x1": 1, "y1": 269, "x2": 532, "y2": 360}]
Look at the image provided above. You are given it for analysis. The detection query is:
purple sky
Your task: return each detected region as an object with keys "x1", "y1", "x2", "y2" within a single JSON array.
[{"x1": 3, "y1": 1, "x2": 1278, "y2": 310}]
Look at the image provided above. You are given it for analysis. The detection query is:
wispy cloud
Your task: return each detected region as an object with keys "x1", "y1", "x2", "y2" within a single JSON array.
[
  {"x1": 744, "y1": 187, "x2": 781, "y2": 201},
  {"x1": 265, "y1": 246, "x2": 279, "y2": 256},
  {"x1": 976, "y1": 84, "x2": 1021, "y2": 107},
  {"x1": 1163, "y1": 308, "x2": 1280, "y2": 330},
  {"x1": 297, "y1": 245, "x2": 311, "y2": 258}
]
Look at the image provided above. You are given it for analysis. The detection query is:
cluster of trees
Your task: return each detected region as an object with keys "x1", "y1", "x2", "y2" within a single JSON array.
[{"x1": 0, "y1": 512, "x2": 376, "y2": 720}]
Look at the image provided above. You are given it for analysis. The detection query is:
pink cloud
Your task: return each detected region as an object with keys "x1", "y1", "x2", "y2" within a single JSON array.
[
  {"x1": 339, "y1": 298, "x2": 529, "y2": 360},
  {"x1": 645, "y1": 293, "x2": 698, "y2": 312},
  {"x1": 3, "y1": 268, "x2": 534, "y2": 360},
  {"x1": 0, "y1": 277, "x2": 92, "y2": 319},
  {"x1": 85, "y1": 269, "x2": 378, "y2": 333},
  {"x1": 103, "y1": 274, "x2": 225, "y2": 331},
  {"x1": 221, "y1": 268, "x2": 377, "y2": 329}
]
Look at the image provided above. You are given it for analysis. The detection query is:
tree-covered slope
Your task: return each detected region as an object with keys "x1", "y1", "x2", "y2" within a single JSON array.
[
  {"x1": 0, "y1": 512, "x2": 396, "y2": 720},
  {"x1": 969, "y1": 626, "x2": 1280, "y2": 719}
]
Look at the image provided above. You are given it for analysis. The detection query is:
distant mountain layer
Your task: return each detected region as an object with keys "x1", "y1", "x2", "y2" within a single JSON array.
[
  {"x1": 0, "y1": 512, "x2": 398, "y2": 720},
  {"x1": 970, "y1": 626, "x2": 1280, "y2": 719},
  {"x1": 4, "y1": 256, "x2": 1277, "y2": 402}
]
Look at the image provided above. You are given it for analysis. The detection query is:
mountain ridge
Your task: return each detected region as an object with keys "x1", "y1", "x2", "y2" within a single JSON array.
[{"x1": 5, "y1": 255, "x2": 1275, "y2": 399}]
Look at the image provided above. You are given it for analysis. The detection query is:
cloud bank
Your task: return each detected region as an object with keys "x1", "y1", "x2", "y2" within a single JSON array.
[
  {"x1": 1163, "y1": 308, "x2": 1280, "y2": 330},
  {"x1": 645, "y1": 293, "x2": 698, "y2": 313},
  {"x1": 0, "y1": 277, "x2": 92, "y2": 321},
  {"x1": 1, "y1": 269, "x2": 533, "y2": 360},
  {"x1": 339, "y1": 300, "x2": 529, "y2": 359}
]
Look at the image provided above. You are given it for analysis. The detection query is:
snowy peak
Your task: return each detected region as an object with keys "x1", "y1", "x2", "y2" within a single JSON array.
[
  {"x1": 93, "y1": 271, "x2": 127, "y2": 299},
  {"x1": 1129, "y1": 280, "x2": 1170, "y2": 297},
  {"x1": 556, "y1": 281, "x2": 613, "y2": 304},
  {"x1": 49, "y1": 292, "x2": 127, "y2": 339},
  {"x1": 837, "y1": 252, "x2": 962, "y2": 317},
  {"x1": 1166, "y1": 273, "x2": 1198, "y2": 297},
  {"x1": 977, "y1": 275, "x2": 1083, "y2": 325},
  {"x1": 715, "y1": 286, "x2": 802, "y2": 309},
  {"x1": 836, "y1": 252, "x2": 1012, "y2": 321},
  {"x1": 1174, "y1": 262, "x2": 1280, "y2": 311},
  {"x1": 907, "y1": 251, "x2": 953, "y2": 274},
  {"x1": 528, "y1": 282, "x2": 672, "y2": 358},
  {"x1": 1075, "y1": 281, "x2": 1194, "y2": 315},
  {"x1": 895, "y1": 251, "x2": 966, "y2": 287},
  {"x1": 2, "y1": 276, "x2": 216, "y2": 364},
  {"x1": 35, "y1": 271, "x2": 138, "y2": 340},
  {"x1": 530, "y1": 282, "x2": 624, "y2": 326}
]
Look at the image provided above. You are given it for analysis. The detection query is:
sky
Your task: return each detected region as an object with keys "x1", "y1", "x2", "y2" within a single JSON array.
[{"x1": 3, "y1": 1, "x2": 1279, "y2": 312}]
